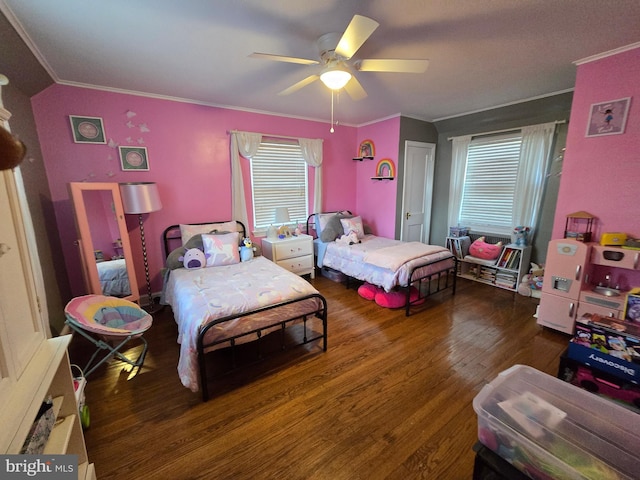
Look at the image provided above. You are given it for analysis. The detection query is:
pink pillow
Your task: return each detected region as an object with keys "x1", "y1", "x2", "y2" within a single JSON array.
[
  {"x1": 468, "y1": 237, "x2": 502, "y2": 260},
  {"x1": 374, "y1": 287, "x2": 423, "y2": 308},
  {"x1": 358, "y1": 283, "x2": 381, "y2": 301}
]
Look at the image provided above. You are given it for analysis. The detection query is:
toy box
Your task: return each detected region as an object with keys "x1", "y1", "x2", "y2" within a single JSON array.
[
  {"x1": 567, "y1": 341, "x2": 640, "y2": 384},
  {"x1": 473, "y1": 365, "x2": 640, "y2": 480},
  {"x1": 572, "y1": 313, "x2": 640, "y2": 368},
  {"x1": 320, "y1": 266, "x2": 346, "y2": 283},
  {"x1": 623, "y1": 288, "x2": 640, "y2": 322}
]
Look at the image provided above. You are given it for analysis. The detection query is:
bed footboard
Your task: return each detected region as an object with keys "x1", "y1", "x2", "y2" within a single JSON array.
[
  {"x1": 196, "y1": 293, "x2": 328, "y2": 401},
  {"x1": 404, "y1": 255, "x2": 457, "y2": 316}
]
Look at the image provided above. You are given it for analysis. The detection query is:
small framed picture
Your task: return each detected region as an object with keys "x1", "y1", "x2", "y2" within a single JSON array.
[
  {"x1": 585, "y1": 97, "x2": 631, "y2": 137},
  {"x1": 119, "y1": 146, "x2": 149, "y2": 171},
  {"x1": 69, "y1": 115, "x2": 107, "y2": 144}
]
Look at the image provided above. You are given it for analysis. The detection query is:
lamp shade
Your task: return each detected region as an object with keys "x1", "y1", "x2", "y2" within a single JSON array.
[
  {"x1": 120, "y1": 182, "x2": 162, "y2": 214},
  {"x1": 274, "y1": 207, "x2": 290, "y2": 224},
  {"x1": 320, "y1": 67, "x2": 352, "y2": 90}
]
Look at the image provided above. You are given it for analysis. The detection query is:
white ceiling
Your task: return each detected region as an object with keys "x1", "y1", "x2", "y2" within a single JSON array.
[{"x1": 2, "y1": 0, "x2": 639, "y2": 125}]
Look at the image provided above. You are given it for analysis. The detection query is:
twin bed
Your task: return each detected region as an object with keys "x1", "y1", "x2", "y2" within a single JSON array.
[
  {"x1": 161, "y1": 221, "x2": 327, "y2": 401},
  {"x1": 307, "y1": 212, "x2": 457, "y2": 315}
]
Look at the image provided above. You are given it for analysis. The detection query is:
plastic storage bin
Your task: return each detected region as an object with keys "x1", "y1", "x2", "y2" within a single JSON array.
[{"x1": 473, "y1": 364, "x2": 640, "y2": 480}]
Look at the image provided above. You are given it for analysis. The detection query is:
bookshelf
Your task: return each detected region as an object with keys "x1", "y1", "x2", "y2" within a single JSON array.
[{"x1": 446, "y1": 237, "x2": 531, "y2": 292}]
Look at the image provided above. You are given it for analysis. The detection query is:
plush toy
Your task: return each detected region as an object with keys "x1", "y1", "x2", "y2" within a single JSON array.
[
  {"x1": 336, "y1": 231, "x2": 360, "y2": 245},
  {"x1": 179, "y1": 248, "x2": 208, "y2": 270},
  {"x1": 517, "y1": 262, "x2": 544, "y2": 297},
  {"x1": 469, "y1": 236, "x2": 502, "y2": 260},
  {"x1": 513, "y1": 226, "x2": 530, "y2": 246},
  {"x1": 240, "y1": 237, "x2": 255, "y2": 262}
]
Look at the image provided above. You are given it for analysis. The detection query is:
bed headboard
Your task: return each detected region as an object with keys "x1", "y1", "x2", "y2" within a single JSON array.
[
  {"x1": 162, "y1": 220, "x2": 247, "y2": 258},
  {"x1": 306, "y1": 211, "x2": 352, "y2": 239}
]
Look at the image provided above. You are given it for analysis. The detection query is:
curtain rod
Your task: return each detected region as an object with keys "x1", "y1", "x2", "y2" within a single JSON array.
[
  {"x1": 228, "y1": 129, "x2": 318, "y2": 142},
  {"x1": 447, "y1": 120, "x2": 566, "y2": 141}
]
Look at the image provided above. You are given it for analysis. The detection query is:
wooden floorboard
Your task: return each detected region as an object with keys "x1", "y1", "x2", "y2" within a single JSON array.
[{"x1": 69, "y1": 274, "x2": 569, "y2": 480}]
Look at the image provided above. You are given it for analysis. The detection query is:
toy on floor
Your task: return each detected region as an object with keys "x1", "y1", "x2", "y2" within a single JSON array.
[{"x1": 518, "y1": 262, "x2": 544, "y2": 298}]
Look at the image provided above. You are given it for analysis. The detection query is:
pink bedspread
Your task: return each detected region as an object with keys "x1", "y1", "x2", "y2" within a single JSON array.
[{"x1": 164, "y1": 256, "x2": 322, "y2": 391}]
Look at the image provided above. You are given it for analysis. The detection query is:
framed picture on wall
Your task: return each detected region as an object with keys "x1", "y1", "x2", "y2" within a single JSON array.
[
  {"x1": 119, "y1": 146, "x2": 149, "y2": 171},
  {"x1": 585, "y1": 97, "x2": 631, "y2": 137},
  {"x1": 69, "y1": 115, "x2": 107, "y2": 144}
]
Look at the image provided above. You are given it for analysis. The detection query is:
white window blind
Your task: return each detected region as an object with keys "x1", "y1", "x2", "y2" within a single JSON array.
[
  {"x1": 250, "y1": 140, "x2": 308, "y2": 229},
  {"x1": 459, "y1": 132, "x2": 522, "y2": 233}
]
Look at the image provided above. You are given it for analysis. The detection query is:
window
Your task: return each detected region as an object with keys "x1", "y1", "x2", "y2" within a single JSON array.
[
  {"x1": 250, "y1": 140, "x2": 308, "y2": 229},
  {"x1": 459, "y1": 132, "x2": 522, "y2": 233}
]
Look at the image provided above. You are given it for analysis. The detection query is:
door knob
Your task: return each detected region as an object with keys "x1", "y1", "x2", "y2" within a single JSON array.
[{"x1": 406, "y1": 212, "x2": 411, "y2": 220}]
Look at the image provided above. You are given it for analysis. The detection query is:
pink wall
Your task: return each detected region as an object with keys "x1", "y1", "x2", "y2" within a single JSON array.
[
  {"x1": 31, "y1": 84, "x2": 360, "y2": 298},
  {"x1": 355, "y1": 117, "x2": 401, "y2": 238},
  {"x1": 553, "y1": 45, "x2": 640, "y2": 287}
]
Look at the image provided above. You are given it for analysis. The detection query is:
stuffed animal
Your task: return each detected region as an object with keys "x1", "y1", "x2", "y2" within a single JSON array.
[
  {"x1": 336, "y1": 231, "x2": 360, "y2": 245},
  {"x1": 513, "y1": 226, "x2": 530, "y2": 246},
  {"x1": 518, "y1": 262, "x2": 544, "y2": 297},
  {"x1": 240, "y1": 237, "x2": 255, "y2": 262},
  {"x1": 179, "y1": 248, "x2": 208, "y2": 270}
]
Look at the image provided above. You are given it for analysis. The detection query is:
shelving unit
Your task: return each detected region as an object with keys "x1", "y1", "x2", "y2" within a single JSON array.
[{"x1": 446, "y1": 236, "x2": 531, "y2": 292}]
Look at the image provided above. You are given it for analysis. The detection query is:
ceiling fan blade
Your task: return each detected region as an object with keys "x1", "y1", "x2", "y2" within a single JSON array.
[
  {"x1": 356, "y1": 59, "x2": 429, "y2": 73},
  {"x1": 249, "y1": 52, "x2": 319, "y2": 66},
  {"x1": 344, "y1": 76, "x2": 367, "y2": 101},
  {"x1": 277, "y1": 75, "x2": 320, "y2": 96},
  {"x1": 335, "y1": 15, "x2": 379, "y2": 60}
]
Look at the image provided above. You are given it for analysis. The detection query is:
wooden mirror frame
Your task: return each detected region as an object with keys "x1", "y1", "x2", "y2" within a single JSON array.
[{"x1": 69, "y1": 182, "x2": 139, "y2": 303}]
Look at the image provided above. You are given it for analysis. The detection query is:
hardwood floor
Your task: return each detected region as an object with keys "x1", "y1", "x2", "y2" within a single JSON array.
[{"x1": 70, "y1": 275, "x2": 569, "y2": 480}]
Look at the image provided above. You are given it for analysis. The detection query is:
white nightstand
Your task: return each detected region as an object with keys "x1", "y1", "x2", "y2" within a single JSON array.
[{"x1": 262, "y1": 234, "x2": 315, "y2": 278}]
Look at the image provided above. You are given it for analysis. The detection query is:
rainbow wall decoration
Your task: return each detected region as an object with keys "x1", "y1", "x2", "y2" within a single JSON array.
[{"x1": 375, "y1": 158, "x2": 395, "y2": 178}]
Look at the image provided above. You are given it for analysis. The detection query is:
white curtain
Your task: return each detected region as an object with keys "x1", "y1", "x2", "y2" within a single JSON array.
[
  {"x1": 512, "y1": 122, "x2": 556, "y2": 240},
  {"x1": 298, "y1": 138, "x2": 323, "y2": 213},
  {"x1": 230, "y1": 131, "x2": 261, "y2": 232},
  {"x1": 447, "y1": 135, "x2": 472, "y2": 229}
]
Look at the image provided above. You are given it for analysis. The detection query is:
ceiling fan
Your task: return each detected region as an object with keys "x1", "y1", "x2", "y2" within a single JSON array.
[{"x1": 249, "y1": 14, "x2": 429, "y2": 101}]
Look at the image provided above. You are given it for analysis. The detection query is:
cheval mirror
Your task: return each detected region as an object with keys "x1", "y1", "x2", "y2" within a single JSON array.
[{"x1": 69, "y1": 182, "x2": 139, "y2": 303}]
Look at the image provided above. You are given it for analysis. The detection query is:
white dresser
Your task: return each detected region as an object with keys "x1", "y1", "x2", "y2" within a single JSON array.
[{"x1": 262, "y1": 234, "x2": 315, "y2": 278}]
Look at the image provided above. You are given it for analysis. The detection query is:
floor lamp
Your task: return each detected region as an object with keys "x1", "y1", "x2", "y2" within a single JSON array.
[{"x1": 120, "y1": 182, "x2": 163, "y2": 313}]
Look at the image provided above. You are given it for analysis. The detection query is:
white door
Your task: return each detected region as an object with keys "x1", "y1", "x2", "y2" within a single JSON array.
[{"x1": 401, "y1": 141, "x2": 435, "y2": 242}]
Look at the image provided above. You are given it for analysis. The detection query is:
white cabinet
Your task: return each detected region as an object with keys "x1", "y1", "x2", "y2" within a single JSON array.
[
  {"x1": 0, "y1": 130, "x2": 95, "y2": 477},
  {"x1": 262, "y1": 234, "x2": 315, "y2": 278}
]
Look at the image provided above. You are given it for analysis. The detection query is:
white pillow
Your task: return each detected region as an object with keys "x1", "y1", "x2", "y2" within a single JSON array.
[
  {"x1": 180, "y1": 221, "x2": 238, "y2": 245},
  {"x1": 202, "y1": 232, "x2": 240, "y2": 266},
  {"x1": 340, "y1": 216, "x2": 364, "y2": 239}
]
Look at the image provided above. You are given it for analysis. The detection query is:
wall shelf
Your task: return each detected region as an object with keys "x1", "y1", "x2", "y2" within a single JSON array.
[
  {"x1": 371, "y1": 176, "x2": 394, "y2": 181},
  {"x1": 353, "y1": 156, "x2": 374, "y2": 161}
]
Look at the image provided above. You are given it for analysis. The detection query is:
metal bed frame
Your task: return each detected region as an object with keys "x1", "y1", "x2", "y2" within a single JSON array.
[
  {"x1": 163, "y1": 220, "x2": 328, "y2": 401},
  {"x1": 306, "y1": 213, "x2": 457, "y2": 316}
]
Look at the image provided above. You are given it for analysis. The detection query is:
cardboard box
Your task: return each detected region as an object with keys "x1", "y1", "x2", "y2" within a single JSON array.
[{"x1": 473, "y1": 365, "x2": 639, "y2": 479}]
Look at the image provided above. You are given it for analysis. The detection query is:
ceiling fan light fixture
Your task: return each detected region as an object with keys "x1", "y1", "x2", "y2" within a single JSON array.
[{"x1": 320, "y1": 67, "x2": 351, "y2": 90}]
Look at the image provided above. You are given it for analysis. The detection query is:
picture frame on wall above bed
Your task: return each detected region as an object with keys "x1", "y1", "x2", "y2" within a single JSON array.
[
  {"x1": 161, "y1": 220, "x2": 328, "y2": 401},
  {"x1": 307, "y1": 212, "x2": 457, "y2": 316}
]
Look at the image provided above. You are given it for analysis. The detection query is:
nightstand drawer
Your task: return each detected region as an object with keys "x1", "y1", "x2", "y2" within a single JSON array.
[
  {"x1": 273, "y1": 238, "x2": 313, "y2": 260},
  {"x1": 276, "y1": 254, "x2": 313, "y2": 274}
]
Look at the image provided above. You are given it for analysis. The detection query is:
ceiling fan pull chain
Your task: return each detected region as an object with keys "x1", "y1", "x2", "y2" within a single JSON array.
[{"x1": 330, "y1": 90, "x2": 335, "y2": 133}]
